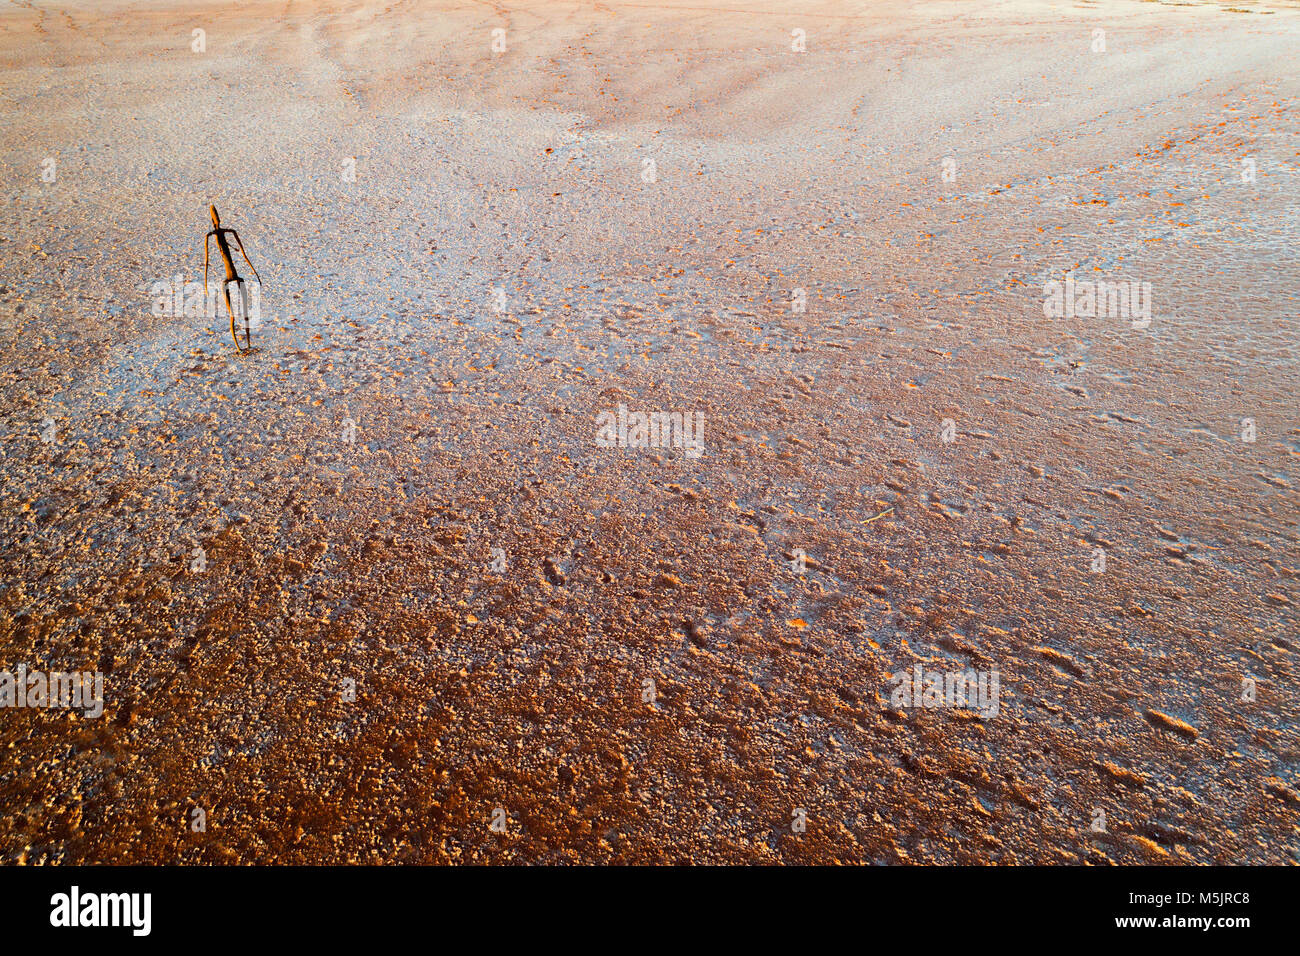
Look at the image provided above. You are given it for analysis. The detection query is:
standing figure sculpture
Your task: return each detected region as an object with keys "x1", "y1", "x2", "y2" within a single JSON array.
[{"x1": 203, "y1": 204, "x2": 261, "y2": 352}]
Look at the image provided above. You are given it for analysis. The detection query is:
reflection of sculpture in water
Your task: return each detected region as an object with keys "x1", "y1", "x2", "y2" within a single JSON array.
[{"x1": 203, "y1": 205, "x2": 261, "y2": 352}]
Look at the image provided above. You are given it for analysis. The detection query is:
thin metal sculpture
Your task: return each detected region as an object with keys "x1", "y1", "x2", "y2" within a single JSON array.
[{"x1": 203, "y1": 205, "x2": 261, "y2": 352}]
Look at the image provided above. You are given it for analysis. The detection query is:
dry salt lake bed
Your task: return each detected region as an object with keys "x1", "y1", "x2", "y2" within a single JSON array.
[{"x1": 0, "y1": 0, "x2": 1297, "y2": 863}]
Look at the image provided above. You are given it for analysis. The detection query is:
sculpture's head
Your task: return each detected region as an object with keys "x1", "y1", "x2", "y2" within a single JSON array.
[{"x1": 209, "y1": 205, "x2": 220, "y2": 228}]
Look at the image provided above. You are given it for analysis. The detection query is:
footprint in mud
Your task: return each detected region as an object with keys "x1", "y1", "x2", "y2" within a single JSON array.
[
  {"x1": 542, "y1": 557, "x2": 566, "y2": 586},
  {"x1": 1034, "y1": 645, "x2": 1087, "y2": 678},
  {"x1": 681, "y1": 619, "x2": 709, "y2": 648},
  {"x1": 1255, "y1": 472, "x2": 1290, "y2": 490},
  {"x1": 1144, "y1": 709, "x2": 1199, "y2": 742}
]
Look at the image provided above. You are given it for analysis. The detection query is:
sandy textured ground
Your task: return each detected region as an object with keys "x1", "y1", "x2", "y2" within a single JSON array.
[{"x1": 0, "y1": 0, "x2": 1297, "y2": 863}]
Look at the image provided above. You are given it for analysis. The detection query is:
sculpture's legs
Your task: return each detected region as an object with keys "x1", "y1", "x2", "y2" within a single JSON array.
[{"x1": 223, "y1": 278, "x2": 251, "y2": 352}]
